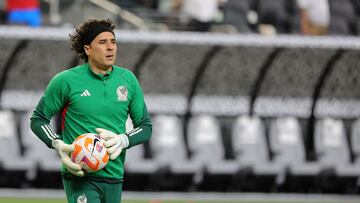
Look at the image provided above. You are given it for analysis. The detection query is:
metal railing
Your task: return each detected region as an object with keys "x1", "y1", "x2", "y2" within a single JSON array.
[{"x1": 89, "y1": 0, "x2": 150, "y2": 31}]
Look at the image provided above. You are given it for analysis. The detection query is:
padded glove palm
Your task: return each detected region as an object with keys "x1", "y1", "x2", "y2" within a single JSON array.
[
  {"x1": 95, "y1": 128, "x2": 129, "y2": 160},
  {"x1": 52, "y1": 139, "x2": 84, "y2": 177}
]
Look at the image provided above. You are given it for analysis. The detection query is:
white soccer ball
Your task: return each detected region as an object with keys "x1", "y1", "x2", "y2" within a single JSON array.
[{"x1": 71, "y1": 133, "x2": 109, "y2": 173}]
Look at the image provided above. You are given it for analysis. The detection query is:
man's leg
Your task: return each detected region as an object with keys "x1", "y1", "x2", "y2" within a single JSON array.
[
  {"x1": 62, "y1": 177, "x2": 102, "y2": 203},
  {"x1": 104, "y1": 182, "x2": 123, "y2": 203}
]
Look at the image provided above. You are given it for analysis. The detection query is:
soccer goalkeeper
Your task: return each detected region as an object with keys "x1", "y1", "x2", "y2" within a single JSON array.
[{"x1": 30, "y1": 18, "x2": 152, "y2": 203}]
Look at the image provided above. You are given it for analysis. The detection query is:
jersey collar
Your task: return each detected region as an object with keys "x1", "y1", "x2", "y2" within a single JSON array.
[{"x1": 86, "y1": 63, "x2": 113, "y2": 81}]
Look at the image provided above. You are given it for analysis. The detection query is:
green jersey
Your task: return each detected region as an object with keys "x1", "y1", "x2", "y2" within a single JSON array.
[{"x1": 30, "y1": 63, "x2": 152, "y2": 181}]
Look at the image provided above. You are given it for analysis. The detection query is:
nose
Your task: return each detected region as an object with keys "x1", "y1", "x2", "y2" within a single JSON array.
[{"x1": 107, "y1": 43, "x2": 114, "y2": 50}]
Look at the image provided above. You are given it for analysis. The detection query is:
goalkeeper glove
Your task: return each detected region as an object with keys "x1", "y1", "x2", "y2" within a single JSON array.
[
  {"x1": 95, "y1": 128, "x2": 129, "y2": 160},
  {"x1": 52, "y1": 139, "x2": 84, "y2": 177}
]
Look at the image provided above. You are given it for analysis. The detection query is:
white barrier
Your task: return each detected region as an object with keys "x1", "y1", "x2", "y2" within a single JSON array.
[{"x1": 1, "y1": 25, "x2": 360, "y2": 49}]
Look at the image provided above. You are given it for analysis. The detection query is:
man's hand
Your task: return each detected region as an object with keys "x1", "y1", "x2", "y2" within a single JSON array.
[
  {"x1": 95, "y1": 128, "x2": 129, "y2": 160},
  {"x1": 52, "y1": 139, "x2": 84, "y2": 177}
]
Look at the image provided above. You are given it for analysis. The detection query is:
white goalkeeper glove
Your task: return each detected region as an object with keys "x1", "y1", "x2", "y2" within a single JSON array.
[
  {"x1": 95, "y1": 128, "x2": 129, "y2": 160},
  {"x1": 52, "y1": 139, "x2": 84, "y2": 177}
]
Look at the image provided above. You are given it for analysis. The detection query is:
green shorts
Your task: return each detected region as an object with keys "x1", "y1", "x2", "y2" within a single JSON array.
[{"x1": 62, "y1": 176, "x2": 123, "y2": 203}]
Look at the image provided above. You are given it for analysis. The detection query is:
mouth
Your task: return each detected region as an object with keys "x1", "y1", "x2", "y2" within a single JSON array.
[{"x1": 106, "y1": 55, "x2": 114, "y2": 59}]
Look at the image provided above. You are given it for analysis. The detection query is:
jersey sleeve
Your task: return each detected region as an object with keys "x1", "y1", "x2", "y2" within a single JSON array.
[
  {"x1": 30, "y1": 73, "x2": 69, "y2": 148},
  {"x1": 126, "y1": 72, "x2": 152, "y2": 148}
]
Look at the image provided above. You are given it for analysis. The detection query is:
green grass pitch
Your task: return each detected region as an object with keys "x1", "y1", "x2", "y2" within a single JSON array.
[{"x1": 0, "y1": 198, "x2": 334, "y2": 203}]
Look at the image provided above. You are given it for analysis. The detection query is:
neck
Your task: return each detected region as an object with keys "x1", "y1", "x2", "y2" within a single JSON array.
[{"x1": 88, "y1": 62, "x2": 112, "y2": 75}]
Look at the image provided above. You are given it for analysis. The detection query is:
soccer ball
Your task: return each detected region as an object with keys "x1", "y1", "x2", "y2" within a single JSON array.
[{"x1": 71, "y1": 133, "x2": 109, "y2": 173}]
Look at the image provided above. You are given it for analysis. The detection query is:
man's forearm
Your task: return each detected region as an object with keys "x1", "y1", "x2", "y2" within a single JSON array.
[
  {"x1": 126, "y1": 124, "x2": 152, "y2": 148},
  {"x1": 30, "y1": 116, "x2": 60, "y2": 148}
]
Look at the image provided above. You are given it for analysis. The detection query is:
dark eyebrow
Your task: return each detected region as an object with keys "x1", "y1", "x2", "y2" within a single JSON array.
[{"x1": 98, "y1": 38, "x2": 116, "y2": 43}]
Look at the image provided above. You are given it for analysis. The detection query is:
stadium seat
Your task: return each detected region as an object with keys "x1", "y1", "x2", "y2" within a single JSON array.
[
  {"x1": 314, "y1": 118, "x2": 359, "y2": 193},
  {"x1": 269, "y1": 117, "x2": 320, "y2": 192},
  {"x1": 21, "y1": 112, "x2": 61, "y2": 171},
  {"x1": 124, "y1": 116, "x2": 152, "y2": 172},
  {"x1": 124, "y1": 144, "x2": 159, "y2": 191},
  {"x1": 150, "y1": 115, "x2": 187, "y2": 165},
  {"x1": 187, "y1": 114, "x2": 238, "y2": 191},
  {"x1": 350, "y1": 119, "x2": 360, "y2": 191},
  {"x1": 123, "y1": 116, "x2": 158, "y2": 190},
  {"x1": 230, "y1": 115, "x2": 282, "y2": 192},
  {"x1": 351, "y1": 119, "x2": 360, "y2": 166},
  {"x1": 315, "y1": 118, "x2": 349, "y2": 167},
  {"x1": 187, "y1": 114, "x2": 225, "y2": 166},
  {"x1": 20, "y1": 111, "x2": 62, "y2": 188},
  {"x1": 125, "y1": 144, "x2": 155, "y2": 174},
  {"x1": 0, "y1": 110, "x2": 35, "y2": 187},
  {"x1": 147, "y1": 114, "x2": 199, "y2": 191}
]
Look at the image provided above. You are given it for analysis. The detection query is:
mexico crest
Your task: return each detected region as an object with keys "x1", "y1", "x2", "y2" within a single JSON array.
[
  {"x1": 77, "y1": 193, "x2": 87, "y2": 203},
  {"x1": 117, "y1": 86, "x2": 128, "y2": 101}
]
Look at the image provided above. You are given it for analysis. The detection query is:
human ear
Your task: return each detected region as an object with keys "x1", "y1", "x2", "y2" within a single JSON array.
[{"x1": 84, "y1": 45, "x2": 90, "y2": 55}]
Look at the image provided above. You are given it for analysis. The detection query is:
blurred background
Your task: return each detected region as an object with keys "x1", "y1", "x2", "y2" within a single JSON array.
[{"x1": 1, "y1": 0, "x2": 360, "y2": 202}]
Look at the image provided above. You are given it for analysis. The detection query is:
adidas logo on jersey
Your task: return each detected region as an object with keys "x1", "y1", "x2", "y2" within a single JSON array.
[{"x1": 81, "y1": 90, "x2": 91, "y2": 96}]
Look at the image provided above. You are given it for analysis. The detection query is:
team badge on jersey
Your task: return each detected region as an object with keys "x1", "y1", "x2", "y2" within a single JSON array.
[
  {"x1": 117, "y1": 86, "x2": 128, "y2": 101},
  {"x1": 77, "y1": 193, "x2": 87, "y2": 203}
]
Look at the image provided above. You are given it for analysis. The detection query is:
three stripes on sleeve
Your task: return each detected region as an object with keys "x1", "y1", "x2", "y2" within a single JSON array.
[{"x1": 41, "y1": 124, "x2": 59, "y2": 140}]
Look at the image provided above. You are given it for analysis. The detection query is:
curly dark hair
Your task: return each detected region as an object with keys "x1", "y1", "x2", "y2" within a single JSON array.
[{"x1": 69, "y1": 18, "x2": 116, "y2": 62}]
